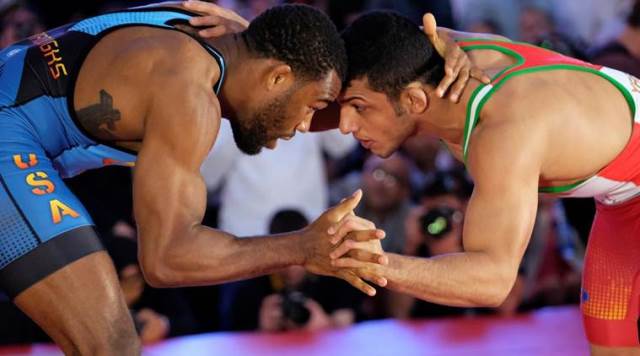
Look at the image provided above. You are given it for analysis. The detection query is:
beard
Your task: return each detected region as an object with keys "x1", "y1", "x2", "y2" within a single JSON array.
[{"x1": 229, "y1": 93, "x2": 289, "y2": 155}]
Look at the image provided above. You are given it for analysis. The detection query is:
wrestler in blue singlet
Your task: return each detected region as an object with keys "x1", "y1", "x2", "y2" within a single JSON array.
[{"x1": 0, "y1": 7, "x2": 225, "y2": 297}]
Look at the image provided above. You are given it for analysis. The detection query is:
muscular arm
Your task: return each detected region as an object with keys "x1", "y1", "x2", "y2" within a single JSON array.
[
  {"x1": 334, "y1": 120, "x2": 543, "y2": 307},
  {"x1": 387, "y1": 122, "x2": 541, "y2": 306},
  {"x1": 133, "y1": 48, "x2": 304, "y2": 288}
]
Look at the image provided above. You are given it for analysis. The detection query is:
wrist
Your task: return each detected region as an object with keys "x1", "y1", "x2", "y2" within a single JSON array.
[
  {"x1": 382, "y1": 253, "x2": 402, "y2": 284},
  {"x1": 290, "y1": 229, "x2": 309, "y2": 267}
]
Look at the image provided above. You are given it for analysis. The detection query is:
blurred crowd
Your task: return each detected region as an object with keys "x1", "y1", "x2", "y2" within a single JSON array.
[{"x1": 0, "y1": 0, "x2": 638, "y2": 346}]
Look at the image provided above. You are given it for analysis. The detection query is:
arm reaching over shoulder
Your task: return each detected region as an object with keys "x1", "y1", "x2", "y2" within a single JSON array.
[
  {"x1": 331, "y1": 120, "x2": 544, "y2": 307},
  {"x1": 183, "y1": 0, "x2": 249, "y2": 37},
  {"x1": 422, "y1": 13, "x2": 495, "y2": 102}
]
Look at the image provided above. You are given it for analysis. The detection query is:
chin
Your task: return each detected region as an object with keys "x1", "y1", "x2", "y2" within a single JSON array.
[
  {"x1": 373, "y1": 144, "x2": 398, "y2": 159},
  {"x1": 237, "y1": 144, "x2": 263, "y2": 155}
]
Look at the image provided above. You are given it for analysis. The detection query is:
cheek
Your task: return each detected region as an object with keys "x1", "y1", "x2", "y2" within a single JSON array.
[
  {"x1": 385, "y1": 117, "x2": 413, "y2": 143},
  {"x1": 275, "y1": 104, "x2": 297, "y2": 129},
  {"x1": 369, "y1": 117, "x2": 399, "y2": 144}
]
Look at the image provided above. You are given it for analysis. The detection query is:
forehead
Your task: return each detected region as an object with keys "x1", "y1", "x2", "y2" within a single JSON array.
[
  {"x1": 340, "y1": 77, "x2": 393, "y2": 106},
  {"x1": 296, "y1": 70, "x2": 342, "y2": 100}
]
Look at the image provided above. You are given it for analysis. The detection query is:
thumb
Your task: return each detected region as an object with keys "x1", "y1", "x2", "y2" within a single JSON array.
[
  {"x1": 423, "y1": 13, "x2": 446, "y2": 56},
  {"x1": 329, "y1": 189, "x2": 363, "y2": 221}
]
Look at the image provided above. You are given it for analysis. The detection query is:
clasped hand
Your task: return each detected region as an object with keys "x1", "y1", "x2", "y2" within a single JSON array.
[{"x1": 301, "y1": 190, "x2": 389, "y2": 296}]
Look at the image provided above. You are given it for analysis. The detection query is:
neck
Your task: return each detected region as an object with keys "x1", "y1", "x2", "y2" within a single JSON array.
[
  {"x1": 205, "y1": 34, "x2": 250, "y2": 120},
  {"x1": 414, "y1": 82, "x2": 480, "y2": 146},
  {"x1": 413, "y1": 48, "x2": 512, "y2": 146}
]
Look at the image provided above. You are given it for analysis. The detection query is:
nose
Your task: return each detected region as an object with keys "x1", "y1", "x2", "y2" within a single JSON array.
[
  {"x1": 339, "y1": 111, "x2": 358, "y2": 135},
  {"x1": 296, "y1": 116, "x2": 312, "y2": 133}
]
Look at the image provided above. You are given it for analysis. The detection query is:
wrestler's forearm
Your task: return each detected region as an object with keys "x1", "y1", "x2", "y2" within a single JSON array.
[
  {"x1": 383, "y1": 252, "x2": 517, "y2": 307},
  {"x1": 141, "y1": 225, "x2": 304, "y2": 287}
]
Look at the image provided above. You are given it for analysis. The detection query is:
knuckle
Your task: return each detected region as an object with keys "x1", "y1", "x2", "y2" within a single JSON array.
[{"x1": 345, "y1": 220, "x2": 356, "y2": 230}]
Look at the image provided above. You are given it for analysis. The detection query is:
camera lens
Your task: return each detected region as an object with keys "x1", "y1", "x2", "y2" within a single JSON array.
[
  {"x1": 281, "y1": 291, "x2": 311, "y2": 327},
  {"x1": 419, "y1": 206, "x2": 457, "y2": 239}
]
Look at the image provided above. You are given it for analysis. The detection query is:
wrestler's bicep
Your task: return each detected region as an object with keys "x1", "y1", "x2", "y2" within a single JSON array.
[
  {"x1": 462, "y1": 173, "x2": 538, "y2": 272},
  {"x1": 462, "y1": 121, "x2": 543, "y2": 269},
  {"x1": 133, "y1": 78, "x2": 219, "y2": 244}
]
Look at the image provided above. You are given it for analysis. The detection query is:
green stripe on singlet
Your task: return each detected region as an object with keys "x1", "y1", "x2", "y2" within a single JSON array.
[
  {"x1": 538, "y1": 179, "x2": 588, "y2": 194},
  {"x1": 461, "y1": 45, "x2": 637, "y2": 194},
  {"x1": 462, "y1": 44, "x2": 525, "y2": 163}
]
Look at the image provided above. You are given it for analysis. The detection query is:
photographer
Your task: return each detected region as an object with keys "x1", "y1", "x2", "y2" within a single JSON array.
[
  {"x1": 389, "y1": 171, "x2": 473, "y2": 318},
  {"x1": 0, "y1": 2, "x2": 44, "y2": 49},
  {"x1": 219, "y1": 210, "x2": 362, "y2": 332},
  {"x1": 106, "y1": 231, "x2": 197, "y2": 344},
  {"x1": 404, "y1": 170, "x2": 469, "y2": 259},
  {"x1": 399, "y1": 171, "x2": 526, "y2": 318}
]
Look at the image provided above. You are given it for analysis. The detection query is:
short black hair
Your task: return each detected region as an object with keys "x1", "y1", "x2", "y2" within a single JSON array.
[
  {"x1": 342, "y1": 11, "x2": 445, "y2": 98},
  {"x1": 242, "y1": 4, "x2": 347, "y2": 82}
]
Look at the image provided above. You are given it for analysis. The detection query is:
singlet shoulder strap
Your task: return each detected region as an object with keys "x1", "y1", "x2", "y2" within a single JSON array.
[
  {"x1": 459, "y1": 40, "x2": 523, "y2": 163},
  {"x1": 459, "y1": 39, "x2": 635, "y2": 164},
  {"x1": 201, "y1": 44, "x2": 226, "y2": 95},
  {"x1": 70, "y1": 7, "x2": 227, "y2": 95}
]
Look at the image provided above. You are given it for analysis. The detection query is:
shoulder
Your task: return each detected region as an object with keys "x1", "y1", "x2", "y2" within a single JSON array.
[
  {"x1": 138, "y1": 29, "x2": 222, "y2": 117},
  {"x1": 145, "y1": 29, "x2": 221, "y2": 81},
  {"x1": 466, "y1": 99, "x2": 547, "y2": 184},
  {"x1": 140, "y1": 32, "x2": 222, "y2": 152}
]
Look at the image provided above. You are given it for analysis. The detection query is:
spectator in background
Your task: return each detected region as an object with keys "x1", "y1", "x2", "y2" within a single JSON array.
[
  {"x1": 546, "y1": 0, "x2": 631, "y2": 48},
  {"x1": 590, "y1": 0, "x2": 640, "y2": 78},
  {"x1": 0, "y1": 2, "x2": 43, "y2": 49},
  {"x1": 400, "y1": 135, "x2": 462, "y2": 199},
  {"x1": 217, "y1": 0, "x2": 279, "y2": 21},
  {"x1": 356, "y1": 154, "x2": 412, "y2": 255},
  {"x1": 398, "y1": 171, "x2": 526, "y2": 318},
  {"x1": 65, "y1": 166, "x2": 134, "y2": 239},
  {"x1": 454, "y1": 0, "x2": 629, "y2": 47},
  {"x1": 518, "y1": 6, "x2": 553, "y2": 45},
  {"x1": 202, "y1": 119, "x2": 355, "y2": 238},
  {"x1": 466, "y1": 18, "x2": 503, "y2": 35},
  {"x1": 519, "y1": 6, "x2": 586, "y2": 59},
  {"x1": 451, "y1": 0, "x2": 521, "y2": 38},
  {"x1": 393, "y1": 171, "x2": 474, "y2": 318},
  {"x1": 219, "y1": 210, "x2": 361, "y2": 332},
  {"x1": 366, "y1": 0, "x2": 455, "y2": 29},
  {"x1": 519, "y1": 198, "x2": 584, "y2": 310},
  {"x1": 404, "y1": 171, "x2": 469, "y2": 267}
]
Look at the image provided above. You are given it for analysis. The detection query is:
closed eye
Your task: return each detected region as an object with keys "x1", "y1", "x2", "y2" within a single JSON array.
[{"x1": 353, "y1": 104, "x2": 366, "y2": 113}]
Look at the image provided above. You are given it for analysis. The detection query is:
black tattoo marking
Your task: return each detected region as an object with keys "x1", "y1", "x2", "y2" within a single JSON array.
[{"x1": 76, "y1": 89, "x2": 121, "y2": 139}]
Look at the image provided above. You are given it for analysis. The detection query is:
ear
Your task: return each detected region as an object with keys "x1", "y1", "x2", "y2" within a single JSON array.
[
  {"x1": 265, "y1": 63, "x2": 294, "y2": 91},
  {"x1": 399, "y1": 82, "x2": 429, "y2": 114}
]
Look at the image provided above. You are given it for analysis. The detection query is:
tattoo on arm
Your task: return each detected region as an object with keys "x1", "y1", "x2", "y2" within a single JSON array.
[{"x1": 76, "y1": 89, "x2": 121, "y2": 139}]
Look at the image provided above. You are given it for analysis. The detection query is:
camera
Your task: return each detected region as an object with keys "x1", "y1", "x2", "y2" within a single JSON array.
[
  {"x1": 280, "y1": 291, "x2": 311, "y2": 328},
  {"x1": 419, "y1": 206, "x2": 463, "y2": 239}
]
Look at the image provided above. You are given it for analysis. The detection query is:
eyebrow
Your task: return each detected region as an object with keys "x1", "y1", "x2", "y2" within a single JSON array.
[{"x1": 339, "y1": 95, "x2": 367, "y2": 104}]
